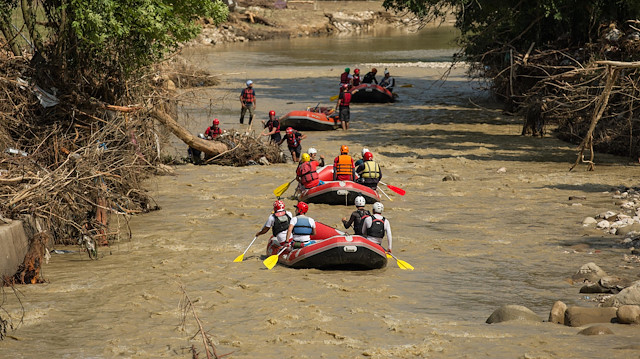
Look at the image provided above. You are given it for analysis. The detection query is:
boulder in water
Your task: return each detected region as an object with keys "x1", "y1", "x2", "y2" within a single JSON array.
[{"x1": 486, "y1": 305, "x2": 542, "y2": 324}]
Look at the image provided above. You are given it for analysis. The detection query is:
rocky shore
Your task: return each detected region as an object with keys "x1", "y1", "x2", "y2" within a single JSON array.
[{"x1": 188, "y1": 1, "x2": 442, "y2": 47}]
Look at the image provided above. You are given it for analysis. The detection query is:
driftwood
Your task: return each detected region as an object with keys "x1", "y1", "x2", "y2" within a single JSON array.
[{"x1": 150, "y1": 109, "x2": 228, "y2": 156}]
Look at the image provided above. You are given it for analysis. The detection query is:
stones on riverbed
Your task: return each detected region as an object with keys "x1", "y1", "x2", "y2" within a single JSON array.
[
  {"x1": 572, "y1": 262, "x2": 608, "y2": 283},
  {"x1": 579, "y1": 276, "x2": 625, "y2": 294},
  {"x1": 496, "y1": 167, "x2": 506, "y2": 173},
  {"x1": 616, "y1": 305, "x2": 640, "y2": 324},
  {"x1": 486, "y1": 305, "x2": 542, "y2": 324},
  {"x1": 442, "y1": 174, "x2": 461, "y2": 181},
  {"x1": 564, "y1": 306, "x2": 617, "y2": 327},
  {"x1": 577, "y1": 325, "x2": 614, "y2": 335},
  {"x1": 548, "y1": 300, "x2": 567, "y2": 324},
  {"x1": 603, "y1": 280, "x2": 640, "y2": 307},
  {"x1": 582, "y1": 217, "x2": 597, "y2": 226}
]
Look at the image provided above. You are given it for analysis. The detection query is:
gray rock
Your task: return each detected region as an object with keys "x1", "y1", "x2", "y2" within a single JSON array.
[
  {"x1": 617, "y1": 305, "x2": 640, "y2": 324},
  {"x1": 549, "y1": 301, "x2": 567, "y2": 324},
  {"x1": 604, "y1": 281, "x2": 640, "y2": 307},
  {"x1": 577, "y1": 325, "x2": 614, "y2": 335},
  {"x1": 486, "y1": 305, "x2": 542, "y2": 324},
  {"x1": 442, "y1": 174, "x2": 460, "y2": 181},
  {"x1": 616, "y1": 223, "x2": 640, "y2": 236},
  {"x1": 582, "y1": 217, "x2": 597, "y2": 226},
  {"x1": 580, "y1": 283, "x2": 611, "y2": 294},
  {"x1": 564, "y1": 306, "x2": 617, "y2": 327},
  {"x1": 572, "y1": 262, "x2": 607, "y2": 283}
]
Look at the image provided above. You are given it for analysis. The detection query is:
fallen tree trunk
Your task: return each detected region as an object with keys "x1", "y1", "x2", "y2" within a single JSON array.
[{"x1": 150, "y1": 109, "x2": 228, "y2": 156}]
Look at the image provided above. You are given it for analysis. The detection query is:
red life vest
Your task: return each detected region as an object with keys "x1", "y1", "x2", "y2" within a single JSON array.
[
  {"x1": 205, "y1": 126, "x2": 222, "y2": 138},
  {"x1": 340, "y1": 92, "x2": 351, "y2": 107},
  {"x1": 340, "y1": 72, "x2": 349, "y2": 84},
  {"x1": 334, "y1": 155, "x2": 354, "y2": 179},
  {"x1": 352, "y1": 75, "x2": 361, "y2": 86},
  {"x1": 266, "y1": 118, "x2": 280, "y2": 133},
  {"x1": 296, "y1": 161, "x2": 319, "y2": 188},
  {"x1": 241, "y1": 88, "x2": 255, "y2": 103},
  {"x1": 286, "y1": 132, "x2": 300, "y2": 148}
]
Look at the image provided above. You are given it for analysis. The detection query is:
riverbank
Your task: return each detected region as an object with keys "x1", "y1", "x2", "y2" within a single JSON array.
[{"x1": 189, "y1": 0, "x2": 453, "y2": 46}]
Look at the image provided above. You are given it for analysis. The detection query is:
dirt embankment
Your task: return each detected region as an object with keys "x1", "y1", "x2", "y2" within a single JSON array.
[{"x1": 190, "y1": 1, "x2": 450, "y2": 46}]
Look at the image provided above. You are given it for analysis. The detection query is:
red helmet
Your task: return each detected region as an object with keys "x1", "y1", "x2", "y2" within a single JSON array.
[
  {"x1": 295, "y1": 201, "x2": 309, "y2": 214},
  {"x1": 372, "y1": 68, "x2": 377, "y2": 74},
  {"x1": 286, "y1": 127, "x2": 294, "y2": 135},
  {"x1": 364, "y1": 151, "x2": 373, "y2": 161},
  {"x1": 273, "y1": 200, "x2": 285, "y2": 212},
  {"x1": 354, "y1": 68, "x2": 360, "y2": 74},
  {"x1": 340, "y1": 145, "x2": 349, "y2": 154},
  {"x1": 342, "y1": 83, "x2": 349, "y2": 89},
  {"x1": 213, "y1": 118, "x2": 219, "y2": 125},
  {"x1": 269, "y1": 110, "x2": 276, "y2": 117}
]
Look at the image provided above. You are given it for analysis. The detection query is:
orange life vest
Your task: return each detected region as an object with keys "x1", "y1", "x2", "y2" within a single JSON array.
[{"x1": 335, "y1": 155, "x2": 354, "y2": 179}]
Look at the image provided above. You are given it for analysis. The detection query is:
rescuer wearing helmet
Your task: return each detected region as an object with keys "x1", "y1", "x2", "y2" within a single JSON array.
[
  {"x1": 339, "y1": 67, "x2": 351, "y2": 88},
  {"x1": 354, "y1": 147, "x2": 370, "y2": 167},
  {"x1": 308, "y1": 147, "x2": 325, "y2": 167},
  {"x1": 239, "y1": 80, "x2": 256, "y2": 126},
  {"x1": 296, "y1": 153, "x2": 320, "y2": 189},
  {"x1": 286, "y1": 202, "x2": 317, "y2": 248},
  {"x1": 333, "y1": 145, "x2": 356, "y2": 181},
  {"x1": 341, "y1": 196, "x2": 371, "y2": 236},
  {"x1": 255, "y1": 200, "x2": 293, "y2": 246},
  {"x1": 278, "y1": 127, "x2": 306, "y2": 162},
  {"x1": 362, "y1": 68, "x2": 378, "y2": 84},
  {"x1": 204, "y1": 118, "x2": 222, "y2": 140},
  {"x1": 379, "y1": 69, "x2": 395, "y2": 93},
  {"x1": 261, "y1": 110, "x2": 281, "y2": 144},
  {"x1": 337, "y1": 84, "x2": 352, "y2": 130},
  {"x1": 352, "y1": 68, "x2": 361, "y2": 87},
  {"x1": 356, "y1": 151, "x2": 382, "y2": 190},
  {"x1": 361, "y1": 202, "x2": 392, "y2": 253}
]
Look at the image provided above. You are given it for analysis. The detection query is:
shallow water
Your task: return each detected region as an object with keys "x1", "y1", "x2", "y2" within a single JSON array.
[{"x1": 3, "y1": 28, "x2": 640, "y2": 358}]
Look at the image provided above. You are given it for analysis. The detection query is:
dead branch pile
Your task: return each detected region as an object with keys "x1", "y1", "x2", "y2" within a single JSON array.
[
  {"x1": 206, "y1": 131, "x2": 285, "y2": 166},
  {"x1": 482, "y1": 20, "x2": 640, "y2": 163}
]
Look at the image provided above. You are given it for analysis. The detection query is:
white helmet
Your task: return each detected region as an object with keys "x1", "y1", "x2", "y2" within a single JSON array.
[
  {"x1": 373, "y1": 202, "x2": 384, "y2": 213},
  {"x1": 308, "y1": 147, "x2": 317, "y2": 155},
  {"x1": 246, "y1": 80, "x2": 253, "y2": 86},
  {"x1": 354, "y1": 196, "x2": 366, "y2": 207},
  {"x1": 362, "y1": 148, "x2": 370, "y2": 156}
]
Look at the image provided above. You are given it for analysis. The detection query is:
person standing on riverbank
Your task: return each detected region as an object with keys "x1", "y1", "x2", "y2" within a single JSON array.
[
  {"x1": 337, "y1": 84, "x2": 351, "y2": 130},
  {"x1": 239, "y1": 80, "x2": 256, "y2": 126}
]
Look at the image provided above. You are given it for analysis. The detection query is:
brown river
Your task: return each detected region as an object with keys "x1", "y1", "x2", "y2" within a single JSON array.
[{"x1": 3, "y1": 27, "x2": 640, "y2": 358}]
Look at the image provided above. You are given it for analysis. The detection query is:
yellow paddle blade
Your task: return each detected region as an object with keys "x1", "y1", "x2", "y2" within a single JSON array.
[
  {"x1": 386, "y1": 253, "x2": 392, "y2": 258},
  {"x1": 233, "y1": 253, "x2": 245, "y2": 262},
  {"x1": 273, "y1": 181, "x2": 291, "y2": 197},
  {"x1": 263, "y1": 254, "x2": 280, "y2": 270},
  {"x1": 330, "y1": 94, "x2": 339, "y2": 101},
  {"x1": 396, "y1": 259, "x2": 414, "y2": 271}
]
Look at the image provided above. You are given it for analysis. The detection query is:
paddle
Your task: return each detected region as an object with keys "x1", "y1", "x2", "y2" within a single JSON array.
[
  {"x1": 386, "y1": 252, "x2": 414, "y2": 270},
  {"x1": 378, "y1": 187, "x2": 393, "y2": 202},
  {"x1": 233, "y1": 236, "x2": 257, "y2": 262},
  {"x1": 330, "y1": 94, "x2": 339, "y2": 101},
  {"x1": 263, "y1": 246, "x2": 287, "y2": 270},
  {"x1": 273, "y1": 179, "x2": 295, "y2": 197},
  {"x1": 379, "y1": 181, "x2": 405, "y2": 196}
]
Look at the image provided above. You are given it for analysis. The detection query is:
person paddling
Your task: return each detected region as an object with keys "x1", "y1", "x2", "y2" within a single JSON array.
[
  {"x1": 361, "y1": 202, "x2": 392, "y2": 253},
  {"x1": 285, "y1": 202, "x2": 317, "y2": 248},
  {"x1": 255, "y1": 200, "x2": 293, "y2": 247},
  {"x1": 342, "y1": 196, "x2": 371, "y2": 235}
]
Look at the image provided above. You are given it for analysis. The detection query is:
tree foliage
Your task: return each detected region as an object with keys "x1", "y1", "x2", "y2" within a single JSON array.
[{"x1": 383, "y1": 0, "x2": 640, "y2": 61}]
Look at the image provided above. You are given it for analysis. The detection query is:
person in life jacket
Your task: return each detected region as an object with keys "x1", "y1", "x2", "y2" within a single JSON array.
[
  {"x1": 333, "y1": 145, "x2": 356, "y2": 181},
  {"x1": 339, "y1": 67, "x2": 351, "y2": 88},
  {"x1": 356, "y1": 151, "x2": 382, "y2": 190},
  {"x1": 278, "y1": 127, "x2": 306, "y2": 162},
  {"x1": 337, "y1": 84, "x2": 351, "y2": 130},
  {"x1": 255, "y1": 200, "x2": 293, "y2": 245},
  {"x1": 204, "y1": 118, "x2": 222, "y2": 140},
  {"x1": 379, "y1": 69, "x2": 395, "y2": 93},
  {"x1": 362, "y1": 68, "x2": 378, "y2": 84},
  {"x1": 341, "y1": 196, "x2": 371, "y2": 236},
  {"x1": 286, "y1": 202, "x2": 317, "y2": 248},
  {"x1": 239, "y1": 80, "x2": 256, "y2": 125},
  {"x1": 261, "y1": 110, "x2": 281, "y2": 144},
  {"x1": 354, "y1": 147, "x2": 370, "y2": 167},
  {"x1": 308, "y1": 147, "x2": 325, "y2": 167},
  {"x1": 296, "y1": 153, "x2": 320, "y2": 189},
  {"x1": 361, "y1": 202, "x2": 392, "y2": 252},
  {"x1": 351, "y1": 68, "x2": 361, "y2": 87}
]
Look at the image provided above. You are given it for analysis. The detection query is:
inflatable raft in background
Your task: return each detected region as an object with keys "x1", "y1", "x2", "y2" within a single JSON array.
[
  {"x1": 298, "y1": 165, "x2": 380, "y2": 205},
  {"x1": 265, "y1": 222, "x2": 387, "y2": 270},
  {"x1": 280, "y1": 109, "x2": 340, "y2": 131},
  {"x1": 349, "y1": 83, "x2": 394, "y2": 103}
]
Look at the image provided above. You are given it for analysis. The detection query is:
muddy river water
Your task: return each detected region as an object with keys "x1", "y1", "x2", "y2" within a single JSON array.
[{"x1": 3, "y1": 28, "x2": 640, "y2": 358}]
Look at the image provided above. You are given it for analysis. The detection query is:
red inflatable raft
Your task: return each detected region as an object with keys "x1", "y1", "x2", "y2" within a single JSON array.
[
  {"x1": 280, "y1": 109, "x2": 340, "y2": 131},
  {"x1": 298, "y1": 165, "x2": 380, "y2": 205},
  {"x1": 265, "y1": 222, "x2": 387, "y2": 270},
  {"x1": 349, "y1": 84, "x2": 394, "y2": 103}
]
